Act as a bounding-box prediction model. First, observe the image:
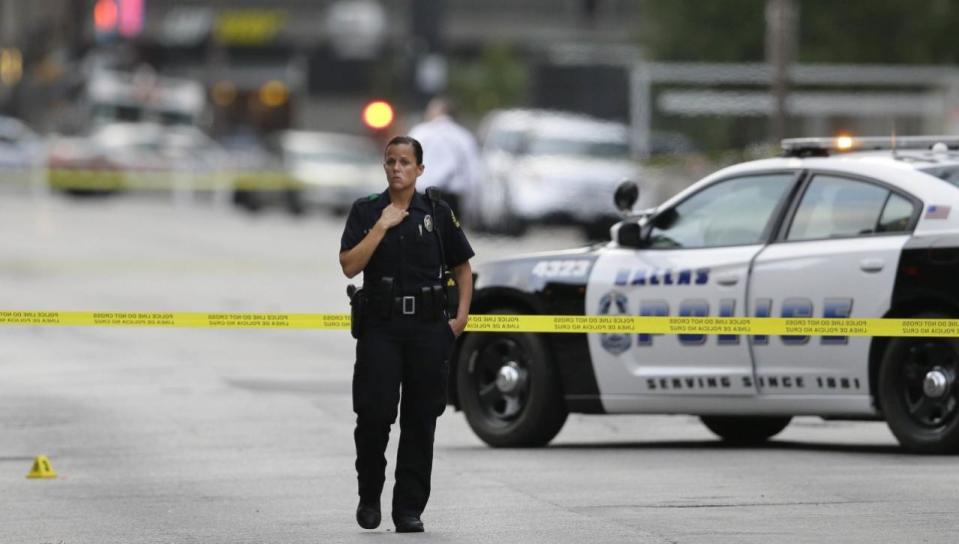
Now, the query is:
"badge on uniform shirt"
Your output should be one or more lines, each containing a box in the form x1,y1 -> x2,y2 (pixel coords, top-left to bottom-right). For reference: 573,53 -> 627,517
424,214 -> 434,232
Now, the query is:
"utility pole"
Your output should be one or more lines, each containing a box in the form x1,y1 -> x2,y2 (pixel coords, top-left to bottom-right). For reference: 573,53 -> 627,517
411,0 -> 446,110
765,0 -> 797,143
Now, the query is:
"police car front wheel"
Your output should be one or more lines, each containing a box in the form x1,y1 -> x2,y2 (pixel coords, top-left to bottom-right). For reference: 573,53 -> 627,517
455,319 -> 567,447
879,316 -> 959,454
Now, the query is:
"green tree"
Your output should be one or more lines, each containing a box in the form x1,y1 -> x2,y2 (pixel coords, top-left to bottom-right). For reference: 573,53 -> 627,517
640,0 -> 959,64
799,0 -> 959,64
640,0 -> 767,61
448,42 -> 528,117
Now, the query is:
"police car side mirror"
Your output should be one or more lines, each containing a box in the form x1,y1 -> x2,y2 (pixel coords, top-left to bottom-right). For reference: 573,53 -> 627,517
613,180 -> 639,214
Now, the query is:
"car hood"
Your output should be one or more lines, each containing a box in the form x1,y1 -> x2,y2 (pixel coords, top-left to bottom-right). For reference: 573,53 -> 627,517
473,245 -> 606,293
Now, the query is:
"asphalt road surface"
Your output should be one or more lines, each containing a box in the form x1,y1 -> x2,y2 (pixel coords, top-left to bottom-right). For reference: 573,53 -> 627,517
2,190 -> 958,543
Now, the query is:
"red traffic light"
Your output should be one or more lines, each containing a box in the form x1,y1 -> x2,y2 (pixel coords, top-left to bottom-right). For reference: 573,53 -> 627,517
362,100 -> 394,130
94,0 -> 119,32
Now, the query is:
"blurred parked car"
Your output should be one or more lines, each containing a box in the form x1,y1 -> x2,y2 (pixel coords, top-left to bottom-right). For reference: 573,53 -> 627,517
231,130 -> 382,215
476,109 -> 655,238
47,132 -> 122,194
0,115 -> 45,173
48,123 -> 228,196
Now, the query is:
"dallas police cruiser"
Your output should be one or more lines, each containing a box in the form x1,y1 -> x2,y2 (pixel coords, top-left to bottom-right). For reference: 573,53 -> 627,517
451,135 -> 959,454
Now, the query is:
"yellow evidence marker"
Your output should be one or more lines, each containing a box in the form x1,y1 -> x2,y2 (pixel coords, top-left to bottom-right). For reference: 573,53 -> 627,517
26,455 -> 57,479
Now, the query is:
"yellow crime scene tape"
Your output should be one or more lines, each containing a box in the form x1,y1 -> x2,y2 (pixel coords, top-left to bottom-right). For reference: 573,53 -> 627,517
2,311 -> 959,337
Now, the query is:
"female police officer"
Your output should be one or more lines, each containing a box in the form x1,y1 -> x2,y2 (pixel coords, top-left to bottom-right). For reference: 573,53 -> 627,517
339,135 -> 474,533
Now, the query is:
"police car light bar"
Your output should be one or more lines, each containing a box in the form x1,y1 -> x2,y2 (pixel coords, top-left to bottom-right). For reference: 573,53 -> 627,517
781,135 -> 959,157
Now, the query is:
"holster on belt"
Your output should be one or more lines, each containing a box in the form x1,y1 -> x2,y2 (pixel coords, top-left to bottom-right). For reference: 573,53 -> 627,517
346,284 -> 365,339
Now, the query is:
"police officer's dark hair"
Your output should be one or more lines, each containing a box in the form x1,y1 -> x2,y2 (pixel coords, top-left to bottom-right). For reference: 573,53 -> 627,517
385,136 -> 423,165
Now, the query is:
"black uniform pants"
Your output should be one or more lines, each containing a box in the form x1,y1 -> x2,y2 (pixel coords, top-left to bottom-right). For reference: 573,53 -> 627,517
352,316 -> 453,517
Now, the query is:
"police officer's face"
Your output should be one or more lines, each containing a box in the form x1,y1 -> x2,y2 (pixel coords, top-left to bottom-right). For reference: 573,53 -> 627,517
383,144 -> 424,191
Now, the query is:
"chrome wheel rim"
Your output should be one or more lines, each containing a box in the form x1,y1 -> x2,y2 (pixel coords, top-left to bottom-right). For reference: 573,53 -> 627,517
900,342 -> 959,428
470,337 -> 530,425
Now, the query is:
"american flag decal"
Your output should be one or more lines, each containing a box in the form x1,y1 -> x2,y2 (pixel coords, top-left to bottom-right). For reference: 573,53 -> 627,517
925,205 -> 951,220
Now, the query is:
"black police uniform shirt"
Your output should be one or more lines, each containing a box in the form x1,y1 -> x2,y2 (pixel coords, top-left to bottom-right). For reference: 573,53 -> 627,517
340,190 -> 475,292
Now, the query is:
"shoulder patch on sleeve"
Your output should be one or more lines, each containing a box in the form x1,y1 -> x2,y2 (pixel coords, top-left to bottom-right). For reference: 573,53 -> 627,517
367,193 -> 379,201
451,210 -> 461,229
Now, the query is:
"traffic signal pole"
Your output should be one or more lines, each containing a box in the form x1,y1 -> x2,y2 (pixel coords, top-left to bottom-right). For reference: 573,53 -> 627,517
765,0 -> 797,143
410,0 -> 447,110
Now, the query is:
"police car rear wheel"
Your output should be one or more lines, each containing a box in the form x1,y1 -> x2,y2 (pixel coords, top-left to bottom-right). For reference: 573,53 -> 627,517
879,320 -> 959,453
456,322 -> 567,447
700,416 -> 792,445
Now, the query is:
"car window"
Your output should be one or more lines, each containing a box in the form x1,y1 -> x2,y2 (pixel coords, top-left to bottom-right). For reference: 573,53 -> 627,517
649,173 -> 795,249
787,175 -> 890,241
286,144 -> 378,165
877,192 -> 916,233
485,129 -> 524,154
526,137 -> 630,159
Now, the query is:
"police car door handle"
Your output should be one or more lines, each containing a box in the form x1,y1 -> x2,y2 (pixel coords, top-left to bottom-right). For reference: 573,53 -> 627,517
859,259 -> 885,273
716,274 -> 739,286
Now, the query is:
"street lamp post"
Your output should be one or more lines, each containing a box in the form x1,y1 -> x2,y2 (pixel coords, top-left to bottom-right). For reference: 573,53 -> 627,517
765,0 -> 797,143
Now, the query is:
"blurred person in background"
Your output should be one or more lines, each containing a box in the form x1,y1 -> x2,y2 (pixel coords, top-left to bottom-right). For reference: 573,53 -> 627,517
409,97 -> 483,224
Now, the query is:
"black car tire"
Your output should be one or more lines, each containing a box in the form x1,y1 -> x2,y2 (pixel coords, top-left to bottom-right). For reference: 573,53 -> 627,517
284,189 -> 305,216
232,189 -> 263,212
500,209 -> 528,237
879,313 -> 959,453
700,416 -> 792,444
456,313 -> 567,447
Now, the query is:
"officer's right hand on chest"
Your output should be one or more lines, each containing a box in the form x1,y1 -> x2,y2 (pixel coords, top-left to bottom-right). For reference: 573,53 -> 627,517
377,204 -> 409,230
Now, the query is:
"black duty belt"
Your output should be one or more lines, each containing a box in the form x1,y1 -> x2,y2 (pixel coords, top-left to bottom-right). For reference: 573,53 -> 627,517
366,284 -> 447,321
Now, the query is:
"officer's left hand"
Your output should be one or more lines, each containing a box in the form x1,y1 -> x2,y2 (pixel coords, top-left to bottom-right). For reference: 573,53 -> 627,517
448,317 -> 467,338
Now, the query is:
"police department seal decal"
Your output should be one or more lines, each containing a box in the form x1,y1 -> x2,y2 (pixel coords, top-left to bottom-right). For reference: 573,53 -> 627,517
598,291 -> 631,355
424,214 -> 434,232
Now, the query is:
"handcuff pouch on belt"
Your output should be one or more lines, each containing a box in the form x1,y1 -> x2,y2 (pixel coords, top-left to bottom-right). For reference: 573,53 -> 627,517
418,284 -> 447,322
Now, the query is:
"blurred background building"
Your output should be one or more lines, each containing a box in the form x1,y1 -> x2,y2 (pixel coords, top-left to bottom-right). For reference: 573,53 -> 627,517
0,0 -> 643,138
7,0 -> 959,149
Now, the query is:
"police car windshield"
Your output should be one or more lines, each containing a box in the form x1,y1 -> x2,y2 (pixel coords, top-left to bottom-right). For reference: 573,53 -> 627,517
526,137 -> 630,159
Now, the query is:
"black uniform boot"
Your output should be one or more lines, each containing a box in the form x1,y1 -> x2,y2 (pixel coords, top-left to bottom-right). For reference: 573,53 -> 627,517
393,514 -> 424,533
356,501 -> 381,529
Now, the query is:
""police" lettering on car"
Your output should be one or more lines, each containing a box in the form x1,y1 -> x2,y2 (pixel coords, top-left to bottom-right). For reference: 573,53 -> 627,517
597,293 -> 854,349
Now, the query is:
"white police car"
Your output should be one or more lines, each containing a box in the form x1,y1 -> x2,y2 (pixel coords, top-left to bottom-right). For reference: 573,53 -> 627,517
452,136 -> 959,453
